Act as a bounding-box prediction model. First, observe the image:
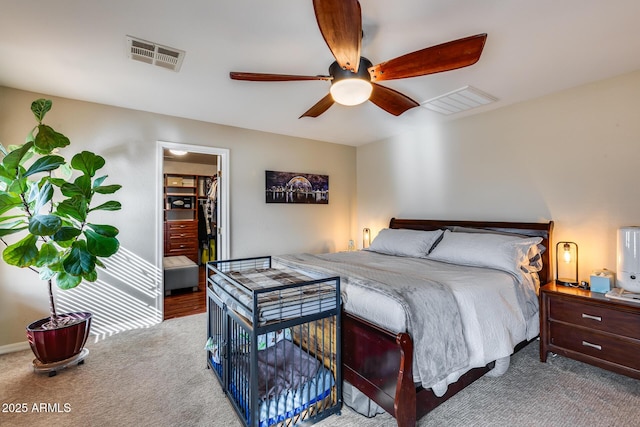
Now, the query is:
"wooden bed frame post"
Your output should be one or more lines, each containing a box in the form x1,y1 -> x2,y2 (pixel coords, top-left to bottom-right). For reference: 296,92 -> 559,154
394,332 -> 416,427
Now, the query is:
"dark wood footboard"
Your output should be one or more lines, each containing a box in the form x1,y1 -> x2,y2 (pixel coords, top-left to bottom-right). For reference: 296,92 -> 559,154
342,311 -> 416,426
343,310 -> 522,427
343,311 -> 496,427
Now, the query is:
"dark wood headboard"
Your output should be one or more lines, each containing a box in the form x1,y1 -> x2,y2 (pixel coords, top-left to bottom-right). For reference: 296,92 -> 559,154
389,218 -> 555,284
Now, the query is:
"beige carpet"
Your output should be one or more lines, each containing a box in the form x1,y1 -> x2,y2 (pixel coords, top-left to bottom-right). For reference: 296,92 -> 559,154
1,313 -> 638,427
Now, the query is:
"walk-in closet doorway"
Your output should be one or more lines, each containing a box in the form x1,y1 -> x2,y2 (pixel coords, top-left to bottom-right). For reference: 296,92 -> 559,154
156,141 -> 229,319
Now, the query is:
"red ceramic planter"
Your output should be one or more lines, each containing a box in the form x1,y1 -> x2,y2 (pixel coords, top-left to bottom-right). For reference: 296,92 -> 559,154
26,312 -> 92,364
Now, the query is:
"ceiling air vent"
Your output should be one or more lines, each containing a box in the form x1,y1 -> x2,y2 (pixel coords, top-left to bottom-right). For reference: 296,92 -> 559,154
421,86 -> 497,115
126,36 -> 185,72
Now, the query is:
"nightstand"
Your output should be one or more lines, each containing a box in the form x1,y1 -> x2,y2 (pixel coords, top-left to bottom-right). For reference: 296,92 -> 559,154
539,282 -> 640,380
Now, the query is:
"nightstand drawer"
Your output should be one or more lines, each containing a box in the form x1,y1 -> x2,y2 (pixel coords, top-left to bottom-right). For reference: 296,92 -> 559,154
549,297 -> 640,340
550,322 -> 640,370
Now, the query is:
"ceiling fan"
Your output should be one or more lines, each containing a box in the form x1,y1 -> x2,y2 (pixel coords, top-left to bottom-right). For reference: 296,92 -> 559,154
230,0 -> 487,118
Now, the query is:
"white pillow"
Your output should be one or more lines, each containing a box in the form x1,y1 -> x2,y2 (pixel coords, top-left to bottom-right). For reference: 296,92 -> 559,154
427,230 -> 542,276
368,228 -> 444,258
450,226 -> 546,272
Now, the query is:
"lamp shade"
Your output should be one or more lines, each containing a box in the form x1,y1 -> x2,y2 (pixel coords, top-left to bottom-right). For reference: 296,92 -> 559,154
363,227 -> 371,249
556,241 -> 578,286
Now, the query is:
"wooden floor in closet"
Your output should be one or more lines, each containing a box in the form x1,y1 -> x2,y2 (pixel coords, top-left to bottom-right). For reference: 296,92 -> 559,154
163,266 -> 207,320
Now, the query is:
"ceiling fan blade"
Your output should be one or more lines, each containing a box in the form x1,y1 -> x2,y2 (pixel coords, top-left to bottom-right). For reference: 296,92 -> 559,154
299,93 -> 335,118
230,72 -> 332,82
313,0 -> 362,72
368,34 -> 487,82
369,83 -> 419,116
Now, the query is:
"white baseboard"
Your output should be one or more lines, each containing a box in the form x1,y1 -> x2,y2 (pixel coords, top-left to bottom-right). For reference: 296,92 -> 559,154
0,341 -> 30,355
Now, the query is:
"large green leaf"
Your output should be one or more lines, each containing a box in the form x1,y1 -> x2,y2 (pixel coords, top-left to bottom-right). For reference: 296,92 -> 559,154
91,174 -> 121,194
0,219 -> 28,237
7,176 -> 28,195
94,184 -> 122,195
62,240 -> 95,276
33,180 -> 54,213
24,155 -> 65,177
71,151 -> 105,177
2,234 -> 38,267
25,179 -> 39,203
55,271 -> 82,290
87,223 -> 119,237
0,227 -> 28,238
89,200 -> 121,212
0,193 -> 22,215
53,226 -> 81,242
92,175 -> 107,188
39,266 -> 56,281
83,269 -> 98,282
49,177 -> 67,188
36,241 -> 60,267
0,214 -> 23,223
28,214 -> 62,236
56,197 -> 87,222
84,228 -> 119,257
34,124 -> 70,154
2,141 -> 34,171
0,164 -> 13,184
31,99 -> 52,122
61,174 -> 92,198
55,163 -> 72,181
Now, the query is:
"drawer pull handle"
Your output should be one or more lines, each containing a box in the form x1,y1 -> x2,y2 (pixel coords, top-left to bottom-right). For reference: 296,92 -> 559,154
582,313 -> 602,322
582,341 -> 602,351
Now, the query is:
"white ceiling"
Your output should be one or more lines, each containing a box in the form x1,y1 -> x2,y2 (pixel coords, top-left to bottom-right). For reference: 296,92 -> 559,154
2,0 -> 640,146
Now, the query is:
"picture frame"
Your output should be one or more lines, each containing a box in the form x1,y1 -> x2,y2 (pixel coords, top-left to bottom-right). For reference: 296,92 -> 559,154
265,170 -> 329,204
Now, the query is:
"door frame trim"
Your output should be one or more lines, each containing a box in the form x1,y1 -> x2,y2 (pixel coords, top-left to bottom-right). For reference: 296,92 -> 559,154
156,141 -> 230,318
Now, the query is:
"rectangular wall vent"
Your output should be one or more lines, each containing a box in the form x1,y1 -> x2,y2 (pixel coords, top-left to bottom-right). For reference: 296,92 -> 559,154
126,36 -> 185,72
421,86 -> 497,115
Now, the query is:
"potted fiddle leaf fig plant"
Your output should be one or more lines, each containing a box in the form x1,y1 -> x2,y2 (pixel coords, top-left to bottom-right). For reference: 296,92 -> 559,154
0,99 -> 122,367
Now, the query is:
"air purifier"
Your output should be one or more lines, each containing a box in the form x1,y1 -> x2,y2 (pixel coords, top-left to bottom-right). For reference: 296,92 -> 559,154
617,227 -> 640,293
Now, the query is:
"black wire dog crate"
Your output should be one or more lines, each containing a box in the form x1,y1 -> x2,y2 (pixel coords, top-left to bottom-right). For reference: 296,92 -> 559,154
205,256 -> 342,427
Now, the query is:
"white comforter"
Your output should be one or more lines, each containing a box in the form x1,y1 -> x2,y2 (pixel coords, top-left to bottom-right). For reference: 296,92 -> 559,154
274,251 -> 539,397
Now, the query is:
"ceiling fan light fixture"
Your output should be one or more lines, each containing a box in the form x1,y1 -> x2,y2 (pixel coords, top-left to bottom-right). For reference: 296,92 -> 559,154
328,57 -> 374,106
330,79 -> 373,106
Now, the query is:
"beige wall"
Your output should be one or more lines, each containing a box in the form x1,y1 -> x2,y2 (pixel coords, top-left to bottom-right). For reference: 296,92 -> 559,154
0,86 -> 357,348
357,70 -> 640,282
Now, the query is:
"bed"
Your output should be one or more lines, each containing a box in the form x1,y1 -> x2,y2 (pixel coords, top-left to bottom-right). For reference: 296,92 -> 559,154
273,218 -> 554,427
